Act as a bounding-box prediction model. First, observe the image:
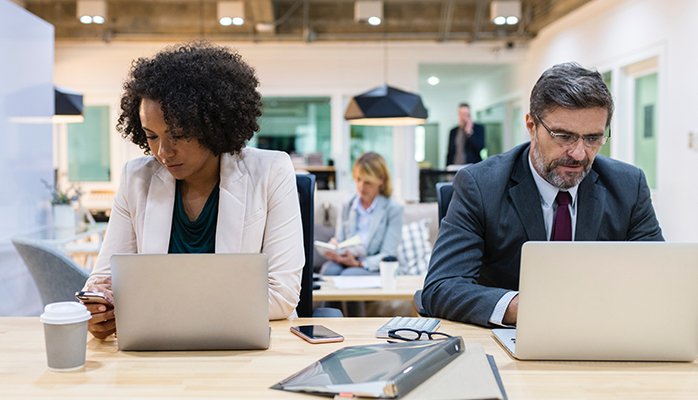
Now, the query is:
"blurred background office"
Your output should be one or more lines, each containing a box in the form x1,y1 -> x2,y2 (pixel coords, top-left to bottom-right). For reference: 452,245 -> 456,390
3,0 -> 698,317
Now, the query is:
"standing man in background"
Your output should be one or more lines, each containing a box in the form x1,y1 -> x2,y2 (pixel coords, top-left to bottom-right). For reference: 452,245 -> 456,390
446,103 -> 485,166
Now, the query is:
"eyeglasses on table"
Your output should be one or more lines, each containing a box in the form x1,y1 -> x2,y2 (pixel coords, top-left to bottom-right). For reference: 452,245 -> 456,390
387,328 -> 453,342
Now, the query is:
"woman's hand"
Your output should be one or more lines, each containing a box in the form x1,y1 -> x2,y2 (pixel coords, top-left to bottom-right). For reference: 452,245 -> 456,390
324,249 -> 361,268
85,303 -> 116,339
82,277 -> 116,339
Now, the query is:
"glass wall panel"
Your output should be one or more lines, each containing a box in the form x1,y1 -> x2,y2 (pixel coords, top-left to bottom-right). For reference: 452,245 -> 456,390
634,73 -> 658,189
350,125 -> 394,178
598,71 -> 613,158
255,97 -> 331,164
68,105 -> 111,182
477,104 -> 505,159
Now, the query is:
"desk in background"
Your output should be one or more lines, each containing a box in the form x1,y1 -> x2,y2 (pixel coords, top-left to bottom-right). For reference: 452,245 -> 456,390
1,317 -> 697,399
313,275 -> 424,302
419,169 -> 455,202
14,223 -> 108,268
297,165 -> 335,190
15,223 -> 108,250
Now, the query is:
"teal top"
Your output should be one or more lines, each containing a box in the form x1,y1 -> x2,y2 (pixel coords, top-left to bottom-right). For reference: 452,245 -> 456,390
168,180 -> 220,254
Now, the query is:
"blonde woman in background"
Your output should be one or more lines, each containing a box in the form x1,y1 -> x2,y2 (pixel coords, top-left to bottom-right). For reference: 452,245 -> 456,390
321,152 -> 403,277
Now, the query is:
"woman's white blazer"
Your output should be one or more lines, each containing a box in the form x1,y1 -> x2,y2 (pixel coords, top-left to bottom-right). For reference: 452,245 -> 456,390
85,147 -> 304,320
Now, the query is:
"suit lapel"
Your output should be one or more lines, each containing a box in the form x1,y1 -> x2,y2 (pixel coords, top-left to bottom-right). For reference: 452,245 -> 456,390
575,169 -> 604,241
509,148 -> 547,241
216,153 -> 246,253
142,166 -> 176,253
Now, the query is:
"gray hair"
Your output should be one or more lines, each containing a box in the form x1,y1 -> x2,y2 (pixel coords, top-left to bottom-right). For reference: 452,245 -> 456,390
530,62 -> 614,128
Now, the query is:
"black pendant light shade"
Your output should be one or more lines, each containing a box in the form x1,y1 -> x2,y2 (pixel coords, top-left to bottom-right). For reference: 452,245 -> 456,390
54,86 -> 84,123
344,85 -> 428,126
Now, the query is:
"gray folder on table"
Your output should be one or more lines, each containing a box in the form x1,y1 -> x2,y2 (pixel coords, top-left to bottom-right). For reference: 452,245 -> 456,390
271,338 -> 507,399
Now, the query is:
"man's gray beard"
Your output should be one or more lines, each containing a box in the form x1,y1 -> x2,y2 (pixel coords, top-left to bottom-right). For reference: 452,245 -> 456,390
531,136 -> 592,189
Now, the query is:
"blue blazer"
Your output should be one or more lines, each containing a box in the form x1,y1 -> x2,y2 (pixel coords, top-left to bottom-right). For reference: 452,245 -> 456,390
422,143 -> 664,327
335,195 -> 404,272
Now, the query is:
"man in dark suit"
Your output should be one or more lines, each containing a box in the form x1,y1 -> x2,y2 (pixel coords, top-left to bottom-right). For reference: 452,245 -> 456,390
446,103 -> 485,166
422,63 -> 663,328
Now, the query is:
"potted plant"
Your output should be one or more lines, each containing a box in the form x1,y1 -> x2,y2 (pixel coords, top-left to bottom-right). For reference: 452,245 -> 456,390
42,179 -> 82,228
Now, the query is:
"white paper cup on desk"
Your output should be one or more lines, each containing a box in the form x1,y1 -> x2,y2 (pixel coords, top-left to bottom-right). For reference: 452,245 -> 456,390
380,256 -> 399,290
40,302 -> 91,372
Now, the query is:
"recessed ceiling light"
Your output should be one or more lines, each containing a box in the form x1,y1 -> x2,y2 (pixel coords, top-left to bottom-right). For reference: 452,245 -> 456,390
493,16 -> 506,25
506,16 -> 519,25
220,17 -> 232,26
92,15 -> 105,24
79,15 -> 92,24
367,16 -> 381,26
428,76 -> 440,86
232,17 -> 244,26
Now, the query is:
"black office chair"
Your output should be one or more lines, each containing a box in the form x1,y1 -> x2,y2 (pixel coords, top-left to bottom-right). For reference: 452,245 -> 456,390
414,181 -> 455,317
436,182 -> 454,227
295,174 -> 343,318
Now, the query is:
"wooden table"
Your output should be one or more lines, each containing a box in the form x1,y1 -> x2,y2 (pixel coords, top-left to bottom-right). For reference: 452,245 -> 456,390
2,317 -> 697,399
312,275 -> 425,302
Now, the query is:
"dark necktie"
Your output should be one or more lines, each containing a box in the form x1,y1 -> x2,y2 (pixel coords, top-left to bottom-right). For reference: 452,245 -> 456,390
551,191 -> 572,241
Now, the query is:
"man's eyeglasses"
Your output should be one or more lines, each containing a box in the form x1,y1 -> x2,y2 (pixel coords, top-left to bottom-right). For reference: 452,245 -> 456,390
534,115 -> 610,149
388,328 -> 453,342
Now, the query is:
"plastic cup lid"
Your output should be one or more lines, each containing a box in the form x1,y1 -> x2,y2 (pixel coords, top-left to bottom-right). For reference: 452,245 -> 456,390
381,256 -> 398,262
40,302 -> 91,325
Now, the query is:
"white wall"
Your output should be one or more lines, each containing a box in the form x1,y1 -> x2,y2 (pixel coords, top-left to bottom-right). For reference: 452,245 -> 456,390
53,41 -> 526,200
0,0 -> 54,316
517,0 -> 698,240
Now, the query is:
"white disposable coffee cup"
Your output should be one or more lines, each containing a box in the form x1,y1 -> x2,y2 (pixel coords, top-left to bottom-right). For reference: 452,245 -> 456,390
380,256 -> 399,290
40,302 -> 91,372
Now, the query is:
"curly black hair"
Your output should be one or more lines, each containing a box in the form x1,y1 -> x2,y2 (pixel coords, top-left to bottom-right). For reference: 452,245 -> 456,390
117,41 -> 262,156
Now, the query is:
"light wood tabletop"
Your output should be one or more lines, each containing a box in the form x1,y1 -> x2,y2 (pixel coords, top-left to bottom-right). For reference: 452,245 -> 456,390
312,275 -> 425,302
1,317 -> 697,399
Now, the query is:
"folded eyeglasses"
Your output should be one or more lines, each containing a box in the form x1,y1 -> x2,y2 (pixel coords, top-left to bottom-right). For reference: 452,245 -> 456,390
388,328 -> 453,342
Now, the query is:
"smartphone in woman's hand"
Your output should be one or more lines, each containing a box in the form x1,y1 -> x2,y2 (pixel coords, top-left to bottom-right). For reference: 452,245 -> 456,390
75,291 -> 113,307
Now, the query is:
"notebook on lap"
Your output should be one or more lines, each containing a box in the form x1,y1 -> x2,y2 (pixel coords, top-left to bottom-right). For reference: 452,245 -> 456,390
493,241 -> 698,361
111,253 -> 270,351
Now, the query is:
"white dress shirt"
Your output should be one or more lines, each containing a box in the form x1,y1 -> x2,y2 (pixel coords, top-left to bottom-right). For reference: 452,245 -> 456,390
353,195 -> 378,251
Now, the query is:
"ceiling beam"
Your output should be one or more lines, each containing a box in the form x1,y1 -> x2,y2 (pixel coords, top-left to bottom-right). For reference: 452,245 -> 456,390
247,0 -> 275,34
470,0 -> 487,43
438,0 -> 456,42
526,0 -> 592,33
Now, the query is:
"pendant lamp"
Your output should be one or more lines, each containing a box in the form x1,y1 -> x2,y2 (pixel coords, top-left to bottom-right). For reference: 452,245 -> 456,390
344,84 -> 428,126
54,86 -> 84,123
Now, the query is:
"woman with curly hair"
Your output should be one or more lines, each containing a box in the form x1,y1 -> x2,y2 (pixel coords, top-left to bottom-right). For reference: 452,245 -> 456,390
82,41 -> 304,339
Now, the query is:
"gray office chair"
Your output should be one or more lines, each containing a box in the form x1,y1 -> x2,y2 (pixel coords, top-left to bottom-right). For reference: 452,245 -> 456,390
436,182 -> 454,227
12,236 -> 90,307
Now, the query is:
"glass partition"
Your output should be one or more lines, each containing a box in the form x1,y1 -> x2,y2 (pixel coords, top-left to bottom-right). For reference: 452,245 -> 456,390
67,106 -> 111,182
634,73 -> 658,189
253,97 -> 332,165
349,125 -> 394,179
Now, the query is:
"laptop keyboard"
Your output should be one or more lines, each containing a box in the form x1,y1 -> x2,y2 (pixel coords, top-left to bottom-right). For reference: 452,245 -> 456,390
375,316 -> 441,338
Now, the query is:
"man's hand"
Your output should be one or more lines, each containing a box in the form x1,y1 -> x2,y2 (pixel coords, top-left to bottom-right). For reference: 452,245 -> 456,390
464,120 -> 474,136
502,294 -> 519,325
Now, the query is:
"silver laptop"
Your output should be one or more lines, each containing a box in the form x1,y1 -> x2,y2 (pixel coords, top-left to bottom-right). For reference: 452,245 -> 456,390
493,242 -> 698,361
111,253 -> 270,351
